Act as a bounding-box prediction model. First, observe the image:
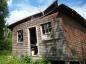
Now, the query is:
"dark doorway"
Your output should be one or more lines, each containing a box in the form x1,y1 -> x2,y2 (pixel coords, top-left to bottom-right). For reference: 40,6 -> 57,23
29,27 -> 38,56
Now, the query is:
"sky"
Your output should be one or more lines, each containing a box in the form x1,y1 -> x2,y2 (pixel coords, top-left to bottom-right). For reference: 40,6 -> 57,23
6,0 -> 86,24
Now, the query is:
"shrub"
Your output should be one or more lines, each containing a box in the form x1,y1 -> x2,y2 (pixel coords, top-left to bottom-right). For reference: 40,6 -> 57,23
0,55 -> 51,64
34,59 -> 51,64
0,55 -> 21,64
0,50 -> 11,56
21,55 -> 32,64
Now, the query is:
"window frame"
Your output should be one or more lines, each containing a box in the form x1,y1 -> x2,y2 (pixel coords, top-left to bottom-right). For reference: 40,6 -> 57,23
17,30 -> 23,43
41,22 -> 52,35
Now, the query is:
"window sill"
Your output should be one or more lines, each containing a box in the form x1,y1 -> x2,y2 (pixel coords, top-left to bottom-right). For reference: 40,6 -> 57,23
42,37 -> 64,41
43,32 -> 51,35
42,38 -> 53,41
17,42 -> 23,44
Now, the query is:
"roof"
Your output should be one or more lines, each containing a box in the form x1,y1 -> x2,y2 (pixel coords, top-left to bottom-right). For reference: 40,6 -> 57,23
8,1 -> 86,30
57,4 -> 86,27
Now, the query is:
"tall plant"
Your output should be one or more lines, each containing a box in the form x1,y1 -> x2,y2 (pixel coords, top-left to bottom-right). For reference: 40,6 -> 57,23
0,0 -> 8,50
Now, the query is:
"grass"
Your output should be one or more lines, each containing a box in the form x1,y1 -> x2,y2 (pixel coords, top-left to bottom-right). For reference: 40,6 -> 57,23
0,51 -> 51,64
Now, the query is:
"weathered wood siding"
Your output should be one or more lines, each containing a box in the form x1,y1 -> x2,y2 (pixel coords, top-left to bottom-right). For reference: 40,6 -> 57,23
12,13 -> 65,57
12,12 -> 86,61
61,14 -> 86,61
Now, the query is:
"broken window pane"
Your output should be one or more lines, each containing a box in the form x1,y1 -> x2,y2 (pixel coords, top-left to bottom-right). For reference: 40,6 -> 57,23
17,30 -> 23,42
42,22 -> 52,34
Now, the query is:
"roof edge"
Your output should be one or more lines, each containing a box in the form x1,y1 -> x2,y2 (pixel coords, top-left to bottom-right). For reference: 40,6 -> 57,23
8,2 -> 86,30
8,1 -> 58,30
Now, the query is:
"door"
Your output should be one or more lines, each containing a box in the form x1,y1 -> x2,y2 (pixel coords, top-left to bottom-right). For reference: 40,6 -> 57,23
29,27 -> 38,56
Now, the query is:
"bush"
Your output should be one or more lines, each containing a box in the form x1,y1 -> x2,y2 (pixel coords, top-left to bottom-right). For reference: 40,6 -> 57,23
0,40 -> 7,50
0,50 -> 11,55
0,55 -> 21,64
0,55 -> 51,64
0,29 -> 12,51
34,59 -> 51,64
21,55 -> 51,64
21,55 -> 32,64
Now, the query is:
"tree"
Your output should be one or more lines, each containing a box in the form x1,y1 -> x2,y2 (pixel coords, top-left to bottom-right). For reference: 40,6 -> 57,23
4,24 -> 12,50
0,0 -> 8,50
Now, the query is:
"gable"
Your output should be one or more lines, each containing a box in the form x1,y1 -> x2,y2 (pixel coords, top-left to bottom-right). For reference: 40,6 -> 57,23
8,1 -> 86,30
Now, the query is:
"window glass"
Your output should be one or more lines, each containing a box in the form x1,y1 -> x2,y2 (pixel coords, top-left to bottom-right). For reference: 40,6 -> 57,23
17,30 -> 23,42
42,22 -> 52,34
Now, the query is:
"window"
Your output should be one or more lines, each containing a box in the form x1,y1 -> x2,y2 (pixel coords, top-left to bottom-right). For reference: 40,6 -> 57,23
17,30 -> 23,43
42,22 -> 52,34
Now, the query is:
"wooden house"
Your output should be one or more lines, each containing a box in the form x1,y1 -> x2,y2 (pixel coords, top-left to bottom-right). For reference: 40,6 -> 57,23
8,1 -> 86,64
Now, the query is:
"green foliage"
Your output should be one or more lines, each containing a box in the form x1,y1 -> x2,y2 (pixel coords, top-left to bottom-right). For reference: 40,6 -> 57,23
4,26 -> 12,50
21,55 -> 51,64
21,55 -> 32,64
0,50 -> 11,56
34,59 -> 51,64
0,55 -> 21,64
0,0 -> 9,50
0,0 -> 8,17
0,27 -> 12,50
0,55 -> 51,64
0,40 -> 6,50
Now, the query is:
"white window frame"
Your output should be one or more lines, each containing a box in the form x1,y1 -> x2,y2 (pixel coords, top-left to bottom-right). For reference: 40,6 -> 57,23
17,30 -> 23,43
41,22 -> 52,35
41,22 -> 53,40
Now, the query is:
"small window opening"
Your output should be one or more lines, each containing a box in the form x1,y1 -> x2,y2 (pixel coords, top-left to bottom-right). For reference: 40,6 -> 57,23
42,22 -> 52,34
17,30 -> 23,43
29,27 -> 38,56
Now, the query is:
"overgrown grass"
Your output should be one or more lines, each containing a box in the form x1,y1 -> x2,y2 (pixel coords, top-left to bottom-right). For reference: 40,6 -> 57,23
0,51 -> 51,64
0,55 -> 21,64
0,50 -> 11,55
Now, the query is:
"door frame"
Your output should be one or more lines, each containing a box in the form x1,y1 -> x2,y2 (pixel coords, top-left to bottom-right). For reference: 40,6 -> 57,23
28,26 -> 39,56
